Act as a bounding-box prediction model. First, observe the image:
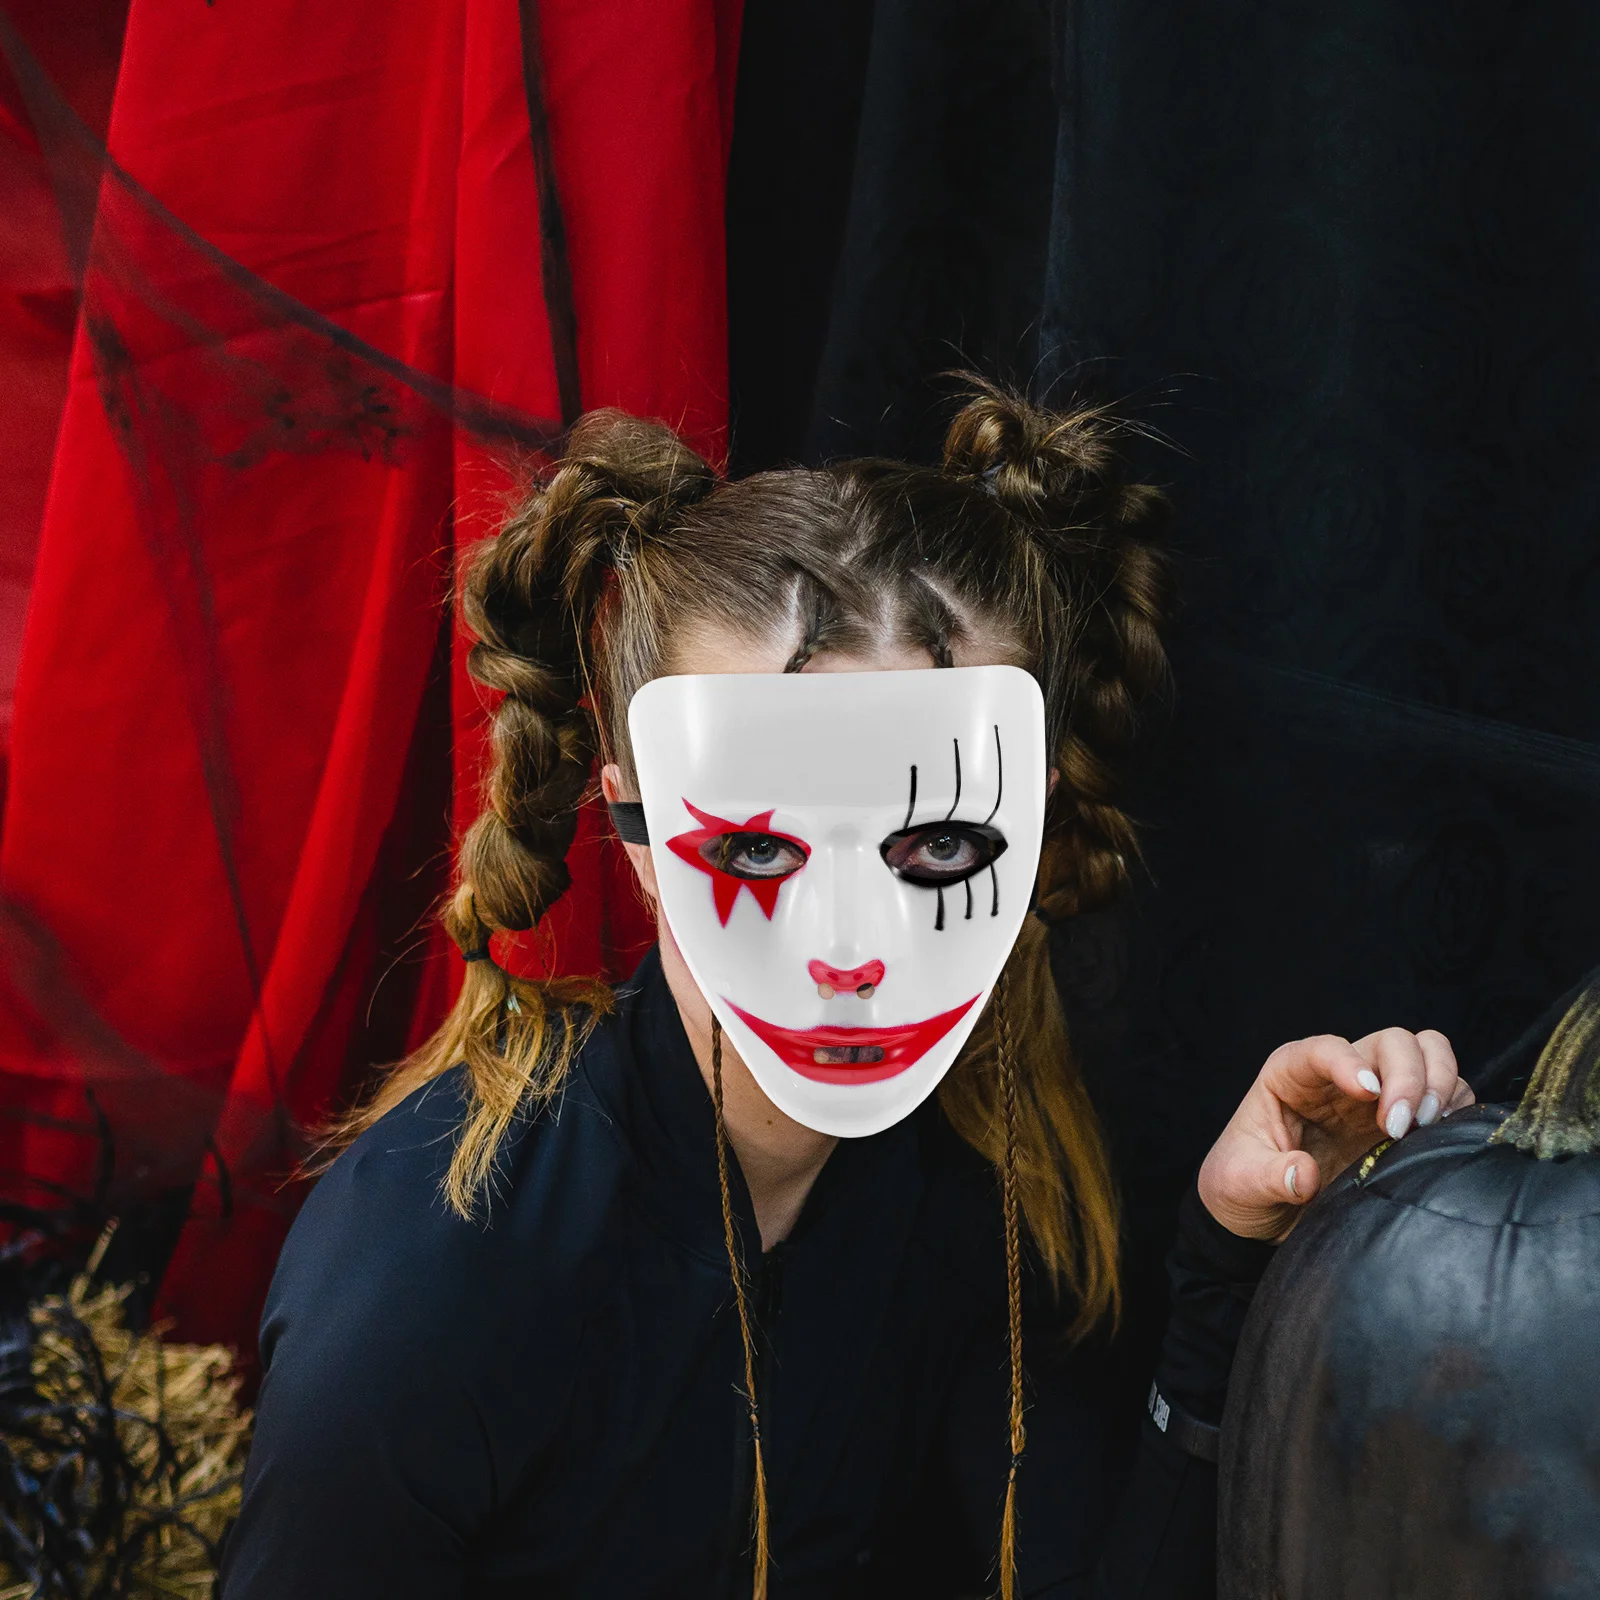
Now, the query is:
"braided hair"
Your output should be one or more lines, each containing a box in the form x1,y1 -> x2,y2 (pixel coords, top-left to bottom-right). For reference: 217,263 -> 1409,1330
336,415 -> 716,1212
942,382 -> 1172,920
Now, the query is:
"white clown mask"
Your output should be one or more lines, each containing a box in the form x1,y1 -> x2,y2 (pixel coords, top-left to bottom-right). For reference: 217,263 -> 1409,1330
626,666 -> 1046,1138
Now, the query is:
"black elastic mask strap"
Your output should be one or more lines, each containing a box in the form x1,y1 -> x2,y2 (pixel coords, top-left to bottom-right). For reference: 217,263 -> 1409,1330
608,801 -> 650,845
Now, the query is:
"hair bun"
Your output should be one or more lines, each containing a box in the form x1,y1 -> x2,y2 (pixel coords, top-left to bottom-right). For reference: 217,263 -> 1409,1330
553,410 -> 718,563
942,378 -> 1132,522
468,413 -> 717,683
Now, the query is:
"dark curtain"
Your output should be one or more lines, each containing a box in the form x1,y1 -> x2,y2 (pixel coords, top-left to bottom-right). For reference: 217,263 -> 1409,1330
726,0 -> 1600,1447
724,0 -> 874,471
727,0 -> 1057,472
1039,0 -> 1600,1228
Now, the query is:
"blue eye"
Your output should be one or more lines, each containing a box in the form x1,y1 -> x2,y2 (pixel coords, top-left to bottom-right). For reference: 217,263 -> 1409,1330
700,832 -> 809,881
880,823 -> 1007,887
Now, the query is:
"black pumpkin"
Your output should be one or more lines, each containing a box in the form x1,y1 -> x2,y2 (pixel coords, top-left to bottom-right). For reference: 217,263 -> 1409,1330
1220,982 -> 1600,1600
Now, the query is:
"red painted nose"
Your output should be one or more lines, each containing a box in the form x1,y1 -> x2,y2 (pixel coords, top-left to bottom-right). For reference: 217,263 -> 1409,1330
808,958 -> 886,992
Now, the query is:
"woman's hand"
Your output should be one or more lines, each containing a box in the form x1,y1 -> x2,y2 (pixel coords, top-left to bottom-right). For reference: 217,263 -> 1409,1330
1198,1029 -> 1474,1241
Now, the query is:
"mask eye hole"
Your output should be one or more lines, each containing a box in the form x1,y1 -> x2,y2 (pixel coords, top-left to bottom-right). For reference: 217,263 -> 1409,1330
880,822 -> 1007,887
700,832 -> 810,882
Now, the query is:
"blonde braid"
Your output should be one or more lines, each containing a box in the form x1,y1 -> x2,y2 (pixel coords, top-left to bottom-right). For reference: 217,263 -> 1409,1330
712,1018 -> 771,1599
996,978 -> 1026,1600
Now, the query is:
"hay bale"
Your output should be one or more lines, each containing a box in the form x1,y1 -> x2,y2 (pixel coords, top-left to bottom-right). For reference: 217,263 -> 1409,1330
0,1271 -> 252,1598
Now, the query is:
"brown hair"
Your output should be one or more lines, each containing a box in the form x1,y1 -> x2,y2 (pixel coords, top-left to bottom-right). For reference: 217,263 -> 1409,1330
332,381 -> 1171,1594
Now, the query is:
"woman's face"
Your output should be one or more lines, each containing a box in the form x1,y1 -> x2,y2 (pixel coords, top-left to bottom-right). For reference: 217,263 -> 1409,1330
606,629 -> 1049,1138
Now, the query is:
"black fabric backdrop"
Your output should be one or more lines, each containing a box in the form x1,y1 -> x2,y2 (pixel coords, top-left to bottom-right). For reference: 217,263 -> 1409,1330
727,0 -> 1600,1391
728,0 -> 1057,470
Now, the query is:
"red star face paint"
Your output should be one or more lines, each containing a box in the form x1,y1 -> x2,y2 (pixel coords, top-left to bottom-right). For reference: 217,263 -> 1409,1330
664,802 -> 811,925
628,666 -> 1047,1137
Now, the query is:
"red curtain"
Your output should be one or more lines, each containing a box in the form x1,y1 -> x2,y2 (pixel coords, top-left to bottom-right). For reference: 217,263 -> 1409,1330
0,0 -> 740,1354
0,0 -> 128,805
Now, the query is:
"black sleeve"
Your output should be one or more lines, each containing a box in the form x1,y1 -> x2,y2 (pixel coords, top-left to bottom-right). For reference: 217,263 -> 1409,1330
221,1165 -> 487,1598
221,1309 -> 480,1600
219,1082 -> 568,1600
937,1183 -> 1273,1599
1075,1184 -> 1275,1599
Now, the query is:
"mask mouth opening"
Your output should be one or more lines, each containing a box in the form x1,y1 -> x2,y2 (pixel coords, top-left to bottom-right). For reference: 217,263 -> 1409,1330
813,1045 -> 887,1066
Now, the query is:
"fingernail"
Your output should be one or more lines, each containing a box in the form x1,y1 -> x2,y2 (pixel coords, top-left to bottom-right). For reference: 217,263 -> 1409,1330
1416,1091 -> 1441,1127
1284,1163 -> 1299,1198
1357,1069 -> 1382,1095
1386,1099 -> 1414,1140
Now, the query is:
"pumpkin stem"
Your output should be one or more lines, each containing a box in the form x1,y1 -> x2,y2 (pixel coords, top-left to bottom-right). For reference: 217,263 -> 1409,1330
1494,977 -> 1600,1157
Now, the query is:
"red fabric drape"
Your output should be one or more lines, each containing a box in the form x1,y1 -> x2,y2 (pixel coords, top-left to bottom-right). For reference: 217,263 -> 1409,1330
0,0 -> 740,1354
0,1 -> 128,799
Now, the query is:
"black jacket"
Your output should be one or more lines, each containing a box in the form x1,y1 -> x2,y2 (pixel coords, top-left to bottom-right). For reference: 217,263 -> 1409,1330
222,947 -> 1268,1598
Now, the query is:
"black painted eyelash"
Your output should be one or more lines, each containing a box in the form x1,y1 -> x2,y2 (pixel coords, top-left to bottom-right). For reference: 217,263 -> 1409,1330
899,725 -> 1005,930
984,722 -> 1002,823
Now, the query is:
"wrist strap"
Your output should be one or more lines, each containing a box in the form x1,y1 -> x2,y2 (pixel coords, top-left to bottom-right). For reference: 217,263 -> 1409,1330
1147,1381 -> 1220,1463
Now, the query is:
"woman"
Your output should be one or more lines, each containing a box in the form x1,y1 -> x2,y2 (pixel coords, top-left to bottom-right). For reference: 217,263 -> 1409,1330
220,386 -> 1469,1599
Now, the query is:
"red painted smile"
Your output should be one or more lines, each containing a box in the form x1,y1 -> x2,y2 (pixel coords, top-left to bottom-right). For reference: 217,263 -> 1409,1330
725,995 -> 980,1085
